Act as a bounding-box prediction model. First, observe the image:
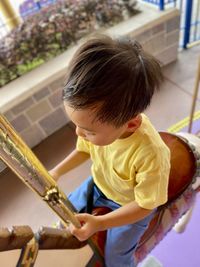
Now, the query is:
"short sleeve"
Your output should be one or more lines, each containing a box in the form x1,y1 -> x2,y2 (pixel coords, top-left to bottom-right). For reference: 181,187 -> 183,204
134,145 -> 170,210
76,136 -> 90,154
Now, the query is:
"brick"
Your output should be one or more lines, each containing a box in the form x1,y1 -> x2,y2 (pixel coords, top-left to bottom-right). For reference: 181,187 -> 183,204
142,40 -> 153,53
166,16 -> 180,33
39,108 -> 69,136
11,114 -> 30,132
20,124 -> 45,148
152,23 -> 165,35
48,89 -> 63,108
33,87 -> 50,102
26,100 -> 52,122
133,29 -> 152,44
155,44 -> 178,66
49,77 -> 65,92
165,30 -> 180,47
11,98 -> 34,115
3,111 -> 14,121
143,33 -> 165,54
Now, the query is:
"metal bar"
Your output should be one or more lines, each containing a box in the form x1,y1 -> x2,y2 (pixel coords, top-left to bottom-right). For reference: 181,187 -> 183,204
188,57 -> 200,133
0,0 -> 21,29
159,0 -> 165,10
0,114 -> 105,266
193,0 -> 200,41
0,115 -> 81,228
183,0 -> 193,49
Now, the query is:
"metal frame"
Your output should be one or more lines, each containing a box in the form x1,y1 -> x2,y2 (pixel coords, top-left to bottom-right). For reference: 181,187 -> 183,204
142,0 -> 200,49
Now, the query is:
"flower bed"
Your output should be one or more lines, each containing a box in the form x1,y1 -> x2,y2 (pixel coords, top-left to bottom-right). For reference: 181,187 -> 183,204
0,0 -> 138,88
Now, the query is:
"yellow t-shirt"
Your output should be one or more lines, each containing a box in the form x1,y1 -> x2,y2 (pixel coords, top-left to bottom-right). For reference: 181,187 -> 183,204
76,114 -> 170,209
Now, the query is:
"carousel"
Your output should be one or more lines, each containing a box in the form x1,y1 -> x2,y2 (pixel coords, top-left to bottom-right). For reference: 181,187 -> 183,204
0,58 -> 200,267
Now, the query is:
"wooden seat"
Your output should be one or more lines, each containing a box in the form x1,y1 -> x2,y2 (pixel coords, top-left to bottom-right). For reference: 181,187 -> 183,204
0,226 -> 33,251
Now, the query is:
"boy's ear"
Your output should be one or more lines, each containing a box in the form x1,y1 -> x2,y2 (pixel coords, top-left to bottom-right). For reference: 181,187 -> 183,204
127,115 -> 142,131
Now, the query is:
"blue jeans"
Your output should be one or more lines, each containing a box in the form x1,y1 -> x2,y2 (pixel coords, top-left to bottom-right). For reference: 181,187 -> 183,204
68,176 -> 154,267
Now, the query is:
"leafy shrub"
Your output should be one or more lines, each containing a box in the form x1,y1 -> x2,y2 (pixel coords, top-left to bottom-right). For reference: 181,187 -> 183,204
0,0 -> 138,87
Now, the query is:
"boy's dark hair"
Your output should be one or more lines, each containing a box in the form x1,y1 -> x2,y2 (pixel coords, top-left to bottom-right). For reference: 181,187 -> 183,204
63,34 -> 163,127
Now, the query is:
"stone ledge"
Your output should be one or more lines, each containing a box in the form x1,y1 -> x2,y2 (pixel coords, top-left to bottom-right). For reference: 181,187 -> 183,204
0,5 -> 180,114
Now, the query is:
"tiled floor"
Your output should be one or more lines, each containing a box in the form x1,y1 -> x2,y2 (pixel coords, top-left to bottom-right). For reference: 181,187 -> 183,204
0,44 -> 200,266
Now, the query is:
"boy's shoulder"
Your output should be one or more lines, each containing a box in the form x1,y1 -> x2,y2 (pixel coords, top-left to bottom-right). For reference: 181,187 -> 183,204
134,114 -> 169,151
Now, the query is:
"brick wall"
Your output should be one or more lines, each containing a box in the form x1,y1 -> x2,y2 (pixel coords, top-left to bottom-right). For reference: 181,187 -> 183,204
3,79 -> 68,148
129,14 -> 180,65
0,8 -> 180,172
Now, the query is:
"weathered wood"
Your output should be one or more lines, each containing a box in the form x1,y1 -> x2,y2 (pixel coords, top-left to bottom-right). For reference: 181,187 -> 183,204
0,226 -> 33,251
38,226 -> 86,249
0,227 -> 10,251
0,225 -> 85,252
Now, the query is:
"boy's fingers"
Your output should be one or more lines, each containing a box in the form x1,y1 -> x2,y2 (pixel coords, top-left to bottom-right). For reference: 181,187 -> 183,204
69,224 -> 81,235
76,213 -> 89,220
69,213 -> 96,240
75,213 -> 91,224
69,224 -> 89,241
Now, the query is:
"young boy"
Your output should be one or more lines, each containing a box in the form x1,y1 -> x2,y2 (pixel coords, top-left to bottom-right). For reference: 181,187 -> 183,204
49,34 -> 170,267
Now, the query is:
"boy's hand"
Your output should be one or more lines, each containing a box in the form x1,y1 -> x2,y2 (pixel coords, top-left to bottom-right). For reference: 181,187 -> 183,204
69,213 -> 103,241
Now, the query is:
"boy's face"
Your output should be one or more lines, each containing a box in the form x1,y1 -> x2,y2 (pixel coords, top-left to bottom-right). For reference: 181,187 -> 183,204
64,103 -> 130,146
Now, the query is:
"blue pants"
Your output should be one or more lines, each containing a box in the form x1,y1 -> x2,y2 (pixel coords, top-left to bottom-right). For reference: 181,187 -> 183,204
68,176 -> 154,267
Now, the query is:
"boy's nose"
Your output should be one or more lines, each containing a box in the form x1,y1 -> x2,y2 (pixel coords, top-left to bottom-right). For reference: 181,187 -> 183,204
76,127 -> 86,138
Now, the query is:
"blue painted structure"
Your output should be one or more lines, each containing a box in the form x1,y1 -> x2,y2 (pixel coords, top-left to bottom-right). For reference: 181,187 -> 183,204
142,0 -> 200,48
19,0 -> 57,19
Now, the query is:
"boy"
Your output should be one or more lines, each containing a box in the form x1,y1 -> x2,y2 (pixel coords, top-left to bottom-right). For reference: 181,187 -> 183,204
50,35 -> 170,267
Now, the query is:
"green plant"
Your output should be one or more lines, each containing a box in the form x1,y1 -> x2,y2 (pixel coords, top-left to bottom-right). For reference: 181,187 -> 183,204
0,0 -> 138,88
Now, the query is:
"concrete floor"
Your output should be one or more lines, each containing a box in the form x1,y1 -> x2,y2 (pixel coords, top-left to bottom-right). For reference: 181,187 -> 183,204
0,44 -> 200,266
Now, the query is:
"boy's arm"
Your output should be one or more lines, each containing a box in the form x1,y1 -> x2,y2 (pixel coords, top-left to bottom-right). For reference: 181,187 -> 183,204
49,149 -> 90,181
70,201 -> 152,241
99,201 -> 152,229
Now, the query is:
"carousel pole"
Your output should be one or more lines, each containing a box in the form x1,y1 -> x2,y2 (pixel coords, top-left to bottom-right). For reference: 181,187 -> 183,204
188,57 -> 200,133
0,0 -> 21,29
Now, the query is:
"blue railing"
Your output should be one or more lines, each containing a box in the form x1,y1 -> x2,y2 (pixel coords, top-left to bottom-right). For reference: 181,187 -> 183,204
142,0 -> 176,10
142,0 -> 200,49
19,0 -> 57,19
